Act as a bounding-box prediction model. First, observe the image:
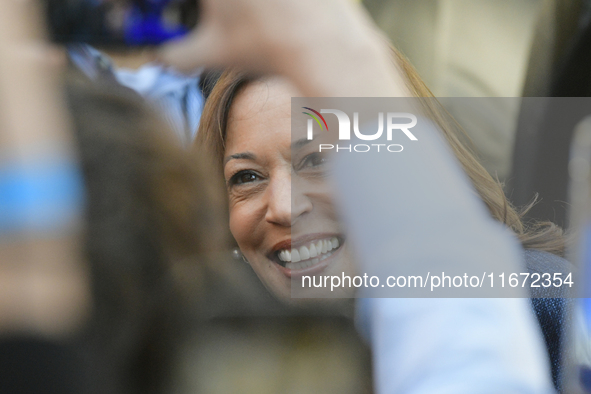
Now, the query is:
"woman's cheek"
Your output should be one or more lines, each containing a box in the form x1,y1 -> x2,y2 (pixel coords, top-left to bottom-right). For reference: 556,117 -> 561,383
229,207 -> 249,247
229,201 -> 263,253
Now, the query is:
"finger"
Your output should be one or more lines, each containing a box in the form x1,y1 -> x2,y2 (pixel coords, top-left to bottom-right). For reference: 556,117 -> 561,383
157,26 -> 224,73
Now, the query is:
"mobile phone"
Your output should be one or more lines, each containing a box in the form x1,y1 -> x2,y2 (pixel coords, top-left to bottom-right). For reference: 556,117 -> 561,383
45,0 -> 199,47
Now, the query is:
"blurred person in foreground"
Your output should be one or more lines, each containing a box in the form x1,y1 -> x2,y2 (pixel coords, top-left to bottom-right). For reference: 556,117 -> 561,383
66,76 -> 225,394
0,1 -> 88,392
160,0 -> 566,392
0,2 -> 224,393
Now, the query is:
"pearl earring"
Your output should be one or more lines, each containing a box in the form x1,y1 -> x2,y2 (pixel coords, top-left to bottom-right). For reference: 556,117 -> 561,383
232,248 -> 249,264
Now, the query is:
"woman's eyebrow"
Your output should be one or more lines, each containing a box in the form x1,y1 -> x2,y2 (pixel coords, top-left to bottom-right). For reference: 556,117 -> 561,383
224,152 -> 257,166
291,138 -> 311,150
291,134 -> 319,150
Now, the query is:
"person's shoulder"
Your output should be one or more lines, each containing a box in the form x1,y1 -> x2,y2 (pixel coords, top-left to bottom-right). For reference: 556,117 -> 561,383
523,249 -> 572,275
524,249 -> 573,299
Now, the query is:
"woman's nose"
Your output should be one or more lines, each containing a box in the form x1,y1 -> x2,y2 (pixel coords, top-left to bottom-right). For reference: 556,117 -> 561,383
265,173 -> 312,227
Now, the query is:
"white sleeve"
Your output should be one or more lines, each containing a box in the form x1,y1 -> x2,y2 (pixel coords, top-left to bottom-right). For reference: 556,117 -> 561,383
332,119 -> 555,394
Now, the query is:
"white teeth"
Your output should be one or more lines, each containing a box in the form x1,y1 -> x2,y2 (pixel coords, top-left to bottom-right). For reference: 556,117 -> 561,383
285,254 -> 329,270
309,243 -> 318,258
288,261 -> 301,269
299,246 -> 310,260
278,250 -> 292,262
277,237 -> 342,267
331,237 -> 339,249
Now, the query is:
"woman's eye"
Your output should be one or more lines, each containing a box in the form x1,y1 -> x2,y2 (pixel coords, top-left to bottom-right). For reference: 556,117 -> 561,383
298,152 -> 327,170
229,170 -> 262,186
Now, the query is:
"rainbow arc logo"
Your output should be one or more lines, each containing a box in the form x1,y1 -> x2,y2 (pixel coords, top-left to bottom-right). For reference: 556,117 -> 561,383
302,107 -> 328,132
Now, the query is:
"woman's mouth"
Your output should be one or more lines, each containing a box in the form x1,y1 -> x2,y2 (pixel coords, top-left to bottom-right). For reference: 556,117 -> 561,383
275,237 -> 342,270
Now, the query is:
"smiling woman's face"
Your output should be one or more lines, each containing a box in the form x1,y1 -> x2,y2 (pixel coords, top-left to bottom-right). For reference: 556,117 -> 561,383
223,78 -> 354,299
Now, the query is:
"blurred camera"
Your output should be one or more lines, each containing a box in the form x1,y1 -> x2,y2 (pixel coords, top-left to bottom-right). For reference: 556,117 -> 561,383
45,0 -> 199,47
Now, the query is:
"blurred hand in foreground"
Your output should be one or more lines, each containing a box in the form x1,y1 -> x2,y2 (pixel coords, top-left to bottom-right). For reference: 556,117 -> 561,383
159,0 -> 408,97
0,0 -> 89,338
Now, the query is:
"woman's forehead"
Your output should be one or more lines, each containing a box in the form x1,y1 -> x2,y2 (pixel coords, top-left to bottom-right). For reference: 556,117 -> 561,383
229,78 -> 298,120
225,79 -> 299,148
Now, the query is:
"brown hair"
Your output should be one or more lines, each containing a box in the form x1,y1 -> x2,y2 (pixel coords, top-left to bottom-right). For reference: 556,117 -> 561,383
196,54 -> 565,256
67,74 -> 225,394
